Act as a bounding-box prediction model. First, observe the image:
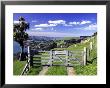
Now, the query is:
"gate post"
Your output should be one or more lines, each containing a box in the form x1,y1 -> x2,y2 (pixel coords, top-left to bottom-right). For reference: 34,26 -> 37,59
50,50 -> 53,66
66,50 -> 69,66
90,42 -> 93,50
83,47 -> 87,66
30,51 -> 33,67
28,46 -> 31,69
28,46 -> 33,67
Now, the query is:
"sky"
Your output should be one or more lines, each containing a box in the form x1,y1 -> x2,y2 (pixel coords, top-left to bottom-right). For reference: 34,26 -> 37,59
13,13 -> 97,37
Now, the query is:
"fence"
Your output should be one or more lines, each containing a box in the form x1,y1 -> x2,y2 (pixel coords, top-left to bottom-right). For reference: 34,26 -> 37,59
27,47 -> 88,66
21,36 -> 96,75
21,46 -> 91,75
21,46 -> 31,75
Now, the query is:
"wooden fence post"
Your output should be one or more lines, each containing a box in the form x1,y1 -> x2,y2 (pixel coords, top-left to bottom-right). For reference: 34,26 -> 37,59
83,47 -> 87,66
93,36 -> 95,44
90,42 -> 93,50
66,50 -> 69,66
28,46 -> 31,69
28,46 -> 33,67
50,50 -> 53,66
67,51 -> 69,66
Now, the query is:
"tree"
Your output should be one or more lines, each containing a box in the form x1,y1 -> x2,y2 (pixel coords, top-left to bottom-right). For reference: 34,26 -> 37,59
13,16 -> 29,61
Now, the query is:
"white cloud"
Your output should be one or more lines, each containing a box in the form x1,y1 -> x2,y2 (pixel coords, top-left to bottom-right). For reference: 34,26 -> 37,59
34,20 -> 66,28
31,28 -> 43,31
69,20 -> 91,25
35,24 -> 48,27
35,23 -> 57,27
13,20 -> 19,24
84,24 -> 97,30
49,24 -> 57,27
48,20 -> 66,24
80,20 -> 91,25
69,22 -> 80,25
89,24 -> 97,28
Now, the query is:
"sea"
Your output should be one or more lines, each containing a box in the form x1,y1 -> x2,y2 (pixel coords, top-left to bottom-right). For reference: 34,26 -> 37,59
13,41 -> 27,54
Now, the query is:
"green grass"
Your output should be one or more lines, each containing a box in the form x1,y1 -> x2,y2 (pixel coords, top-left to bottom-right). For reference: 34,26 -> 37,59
74,59 -> 97,75
52,48 -> 66,51
13,60 -> 26,75
88,47 -> 97,61
27,66 -> 42,75
73,36 -> 97,75
46,66 -> 67,75
67,41 -> 90,51
63,37 -> 80,40
51,36 -> 97,75
14,36 -> 97,76
52,61 -> 64,65
69,61 -> 80,65
27,56 -> 42,75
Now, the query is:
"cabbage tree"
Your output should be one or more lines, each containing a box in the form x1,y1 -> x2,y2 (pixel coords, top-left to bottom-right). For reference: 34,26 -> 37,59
13,16 -> 29,61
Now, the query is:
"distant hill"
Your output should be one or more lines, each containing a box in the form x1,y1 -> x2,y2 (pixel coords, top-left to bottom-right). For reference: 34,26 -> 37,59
29,36 -> 65,41
62,37 -> 80,40
13,36 -> 80,54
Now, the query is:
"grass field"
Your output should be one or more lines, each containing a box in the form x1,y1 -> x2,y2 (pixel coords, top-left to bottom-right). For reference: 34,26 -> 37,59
73,36 -> 97,75
13,60 -> 26,75
74,59 -> 97,75
13,35 -> 97,75
27,66 -> 42,75
46,66 -> 67,75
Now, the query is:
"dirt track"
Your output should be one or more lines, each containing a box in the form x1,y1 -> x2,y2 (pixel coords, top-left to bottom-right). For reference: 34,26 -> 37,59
67,67 -> 76,75
39,66 -> 49,75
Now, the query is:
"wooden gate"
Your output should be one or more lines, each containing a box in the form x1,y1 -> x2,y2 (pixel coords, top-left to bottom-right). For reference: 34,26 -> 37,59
21,46 -> 87,75
51,50 -> 85,66
30,48 -> 87,67
51,50 -> 67,66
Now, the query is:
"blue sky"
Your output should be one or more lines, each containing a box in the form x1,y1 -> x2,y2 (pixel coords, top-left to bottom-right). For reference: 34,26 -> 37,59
13,13 -> 97,37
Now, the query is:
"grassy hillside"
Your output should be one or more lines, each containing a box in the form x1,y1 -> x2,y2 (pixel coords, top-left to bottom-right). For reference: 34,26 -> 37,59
74,59 -> 97,75
14,35 -> 97,75
13,60 -> 26,75
51,36 -> 97,75
73,36 -> 97,75
62,37 -> 80,40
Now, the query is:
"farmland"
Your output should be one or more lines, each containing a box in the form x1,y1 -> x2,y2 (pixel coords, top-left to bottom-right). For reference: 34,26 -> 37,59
13,33 -> 97,76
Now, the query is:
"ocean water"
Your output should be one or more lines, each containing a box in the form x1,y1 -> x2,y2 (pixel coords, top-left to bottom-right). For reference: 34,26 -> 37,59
13,41 -> 21,54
